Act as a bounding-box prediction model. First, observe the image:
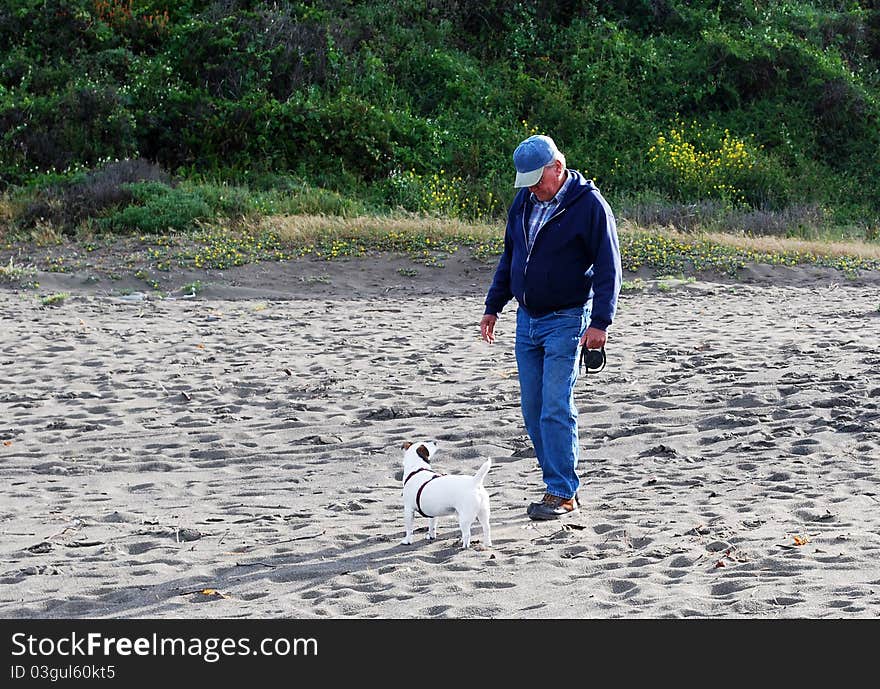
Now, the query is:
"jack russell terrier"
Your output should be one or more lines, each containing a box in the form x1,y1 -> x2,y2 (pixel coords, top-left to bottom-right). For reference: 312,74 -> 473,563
400,441 -> 492,549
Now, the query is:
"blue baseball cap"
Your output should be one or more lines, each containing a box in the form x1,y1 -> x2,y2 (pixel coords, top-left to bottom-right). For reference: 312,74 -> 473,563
513,135 -> 560,188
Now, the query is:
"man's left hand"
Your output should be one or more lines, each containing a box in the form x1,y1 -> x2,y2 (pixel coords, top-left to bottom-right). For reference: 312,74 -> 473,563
580,327 -> 606,350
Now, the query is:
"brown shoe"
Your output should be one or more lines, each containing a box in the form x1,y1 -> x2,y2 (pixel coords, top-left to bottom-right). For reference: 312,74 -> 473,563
528,493 -> 578,520
527,492 -> 551,516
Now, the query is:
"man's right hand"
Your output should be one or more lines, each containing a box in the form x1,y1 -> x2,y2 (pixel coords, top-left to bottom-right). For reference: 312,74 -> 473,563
480,314 -> 497,344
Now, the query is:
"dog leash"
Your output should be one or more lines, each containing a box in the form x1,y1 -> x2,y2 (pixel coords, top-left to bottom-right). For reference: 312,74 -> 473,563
404,468 -> 443,518
579,345 -> 606,375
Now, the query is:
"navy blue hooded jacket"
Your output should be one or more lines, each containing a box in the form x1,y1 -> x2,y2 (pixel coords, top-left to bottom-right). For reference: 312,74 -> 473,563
484,170 -> 622,330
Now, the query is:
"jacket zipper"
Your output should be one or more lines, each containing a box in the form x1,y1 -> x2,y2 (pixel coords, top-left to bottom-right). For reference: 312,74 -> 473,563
522,207 -> 567,308
521,211 -> 529,307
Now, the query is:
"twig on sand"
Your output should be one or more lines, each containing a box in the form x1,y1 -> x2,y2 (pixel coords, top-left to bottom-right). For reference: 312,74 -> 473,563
530,522 -> 583,542
175,588 -> 231,599
45,519 -> 83,541
234,562 -> 277,569
274,530 -> 325,544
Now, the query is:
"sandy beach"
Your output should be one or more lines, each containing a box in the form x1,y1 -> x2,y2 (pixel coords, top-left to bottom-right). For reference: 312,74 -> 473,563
1,252 -> 879,619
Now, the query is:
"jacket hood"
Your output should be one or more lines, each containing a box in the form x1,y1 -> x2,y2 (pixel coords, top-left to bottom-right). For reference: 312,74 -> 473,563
514,169 -> 597,209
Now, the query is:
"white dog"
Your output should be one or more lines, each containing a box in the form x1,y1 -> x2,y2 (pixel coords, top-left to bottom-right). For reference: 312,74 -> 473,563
400,440 -> 492,549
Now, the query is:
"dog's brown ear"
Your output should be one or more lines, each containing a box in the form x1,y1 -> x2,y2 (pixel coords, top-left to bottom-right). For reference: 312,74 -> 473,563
402,441 -> 412,450
416,444 -> 430,462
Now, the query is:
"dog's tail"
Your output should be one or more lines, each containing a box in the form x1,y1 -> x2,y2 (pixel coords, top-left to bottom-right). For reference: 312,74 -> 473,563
472,458 -> 492,486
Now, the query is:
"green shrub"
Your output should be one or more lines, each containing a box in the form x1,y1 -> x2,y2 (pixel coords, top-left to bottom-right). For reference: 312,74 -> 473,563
646,118 -> 787,207
2,0 -> 880,227
0,82 -> 138,175
184,180 -> 253,217
0,258 -> 38,288
41,292 -> 70,306
17,159 -> 169,235
99,182 -> 211,234
381,169 -> 500,220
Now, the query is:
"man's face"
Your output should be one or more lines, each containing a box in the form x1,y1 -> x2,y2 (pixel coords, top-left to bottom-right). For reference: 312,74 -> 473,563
528,160 -> 565,201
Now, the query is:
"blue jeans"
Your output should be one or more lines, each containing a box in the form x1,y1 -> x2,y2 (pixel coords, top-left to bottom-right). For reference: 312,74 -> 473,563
515,304 -> 589,499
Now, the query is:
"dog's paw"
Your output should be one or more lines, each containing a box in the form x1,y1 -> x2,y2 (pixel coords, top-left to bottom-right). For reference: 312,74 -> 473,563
425,533 -> 436,541
400,537 -> 413,545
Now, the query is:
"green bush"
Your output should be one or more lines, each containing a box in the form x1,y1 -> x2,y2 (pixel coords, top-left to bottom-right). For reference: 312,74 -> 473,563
18,158 -> 169,234
2,0 -> 880,226
0,81 -> 138,174
98,182 -> 211,234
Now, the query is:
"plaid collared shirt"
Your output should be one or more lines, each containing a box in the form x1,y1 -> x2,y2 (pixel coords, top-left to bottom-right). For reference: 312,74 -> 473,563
526,171 -> 573,252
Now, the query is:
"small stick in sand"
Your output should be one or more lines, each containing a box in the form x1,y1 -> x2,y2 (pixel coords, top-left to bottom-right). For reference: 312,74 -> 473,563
273,530 -> 325,544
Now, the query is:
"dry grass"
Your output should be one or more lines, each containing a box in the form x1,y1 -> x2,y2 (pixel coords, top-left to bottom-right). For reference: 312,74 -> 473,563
265,213 -> 880,261
626,221 -> 880,261
261,213 -> 501,243
0,194 -> 15,240
702,231 -> 880,260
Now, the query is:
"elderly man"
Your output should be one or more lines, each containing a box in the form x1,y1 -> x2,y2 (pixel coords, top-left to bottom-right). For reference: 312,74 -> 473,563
480,134 -> 622,520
